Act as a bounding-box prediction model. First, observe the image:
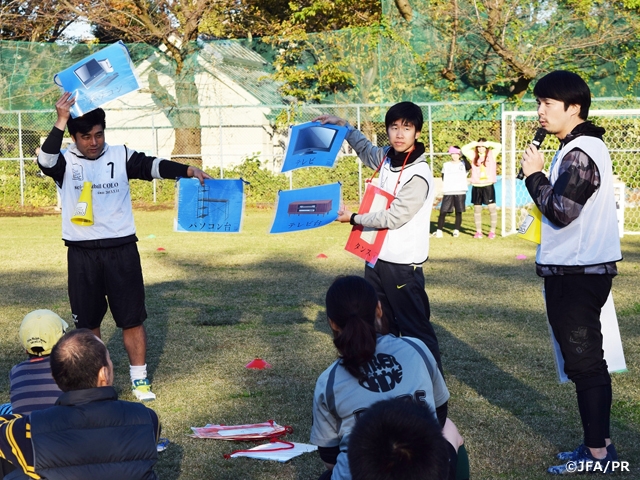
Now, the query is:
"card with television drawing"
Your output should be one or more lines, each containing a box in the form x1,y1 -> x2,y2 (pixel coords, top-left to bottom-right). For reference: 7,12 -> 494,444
281,122 -> 348,173
270,183 -> 341,234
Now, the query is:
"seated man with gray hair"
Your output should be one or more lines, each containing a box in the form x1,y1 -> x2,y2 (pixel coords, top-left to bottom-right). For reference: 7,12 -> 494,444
0,329 -> 160,480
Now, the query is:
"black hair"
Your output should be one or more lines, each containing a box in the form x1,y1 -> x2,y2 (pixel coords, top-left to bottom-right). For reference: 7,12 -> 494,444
349,398 -> 451,480
67,108 -> 106,137
28,347 -> 45,358
533,70 -> 591,120
325,276 -> 379,381
385,101 -> 423,133
472,138 -> 488,166
50,329 -> 109,392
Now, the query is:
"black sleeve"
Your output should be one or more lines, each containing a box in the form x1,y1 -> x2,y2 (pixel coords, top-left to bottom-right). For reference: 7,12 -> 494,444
38,127 -> 67,187
447,441 -> 458,480
41,127 -> 64,154
125,149 -> 156,181
436,401 -> 448,428
524,171 -> 550,201
125,147 -> 191,181
158,160 -> 189,180
525,148 -> 600,228
318,445 -> 340,465
463,158 -> 471,171
38,155 -> 66,187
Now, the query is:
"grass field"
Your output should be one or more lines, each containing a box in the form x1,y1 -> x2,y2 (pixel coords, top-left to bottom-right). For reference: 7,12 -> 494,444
0,207 -> 638,479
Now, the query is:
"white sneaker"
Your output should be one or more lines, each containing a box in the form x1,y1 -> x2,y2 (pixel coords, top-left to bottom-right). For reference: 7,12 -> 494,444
132,378 -> 156,401
452,230 -> 459,237
431,230 -> 443,238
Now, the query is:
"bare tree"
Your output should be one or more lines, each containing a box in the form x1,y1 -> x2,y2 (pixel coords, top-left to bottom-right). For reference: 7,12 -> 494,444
393,0 -> 640,97
0,0 -> 77,42
62,0 -> 234,164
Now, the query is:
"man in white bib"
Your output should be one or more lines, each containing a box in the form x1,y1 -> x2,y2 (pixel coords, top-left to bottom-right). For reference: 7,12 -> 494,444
38,92 -> 210,401
314,103 -> 441,374
521,71 -> 622,475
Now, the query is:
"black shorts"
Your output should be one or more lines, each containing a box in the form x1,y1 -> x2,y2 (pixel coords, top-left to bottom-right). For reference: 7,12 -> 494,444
68,242 -> 147,330
471,185 -> 496,205
440,194 -> 466,214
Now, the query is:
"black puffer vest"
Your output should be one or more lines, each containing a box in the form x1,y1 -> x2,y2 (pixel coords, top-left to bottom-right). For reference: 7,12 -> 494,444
30,386 -> 158,480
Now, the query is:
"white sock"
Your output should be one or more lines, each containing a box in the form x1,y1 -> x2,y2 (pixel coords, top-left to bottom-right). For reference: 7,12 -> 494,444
130,364 -> 148,383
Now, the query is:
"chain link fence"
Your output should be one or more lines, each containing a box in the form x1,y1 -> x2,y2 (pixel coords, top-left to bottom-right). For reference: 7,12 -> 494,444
2,100 -> 639,234
503,109 -> 640,236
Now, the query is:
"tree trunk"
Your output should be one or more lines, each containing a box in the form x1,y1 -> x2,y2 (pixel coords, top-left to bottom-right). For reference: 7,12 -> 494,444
394,0 -> 413,22
510,76 -> 533,98
442,0 -> 458,81
171,71 -> 202,167
148,68 -> 203,168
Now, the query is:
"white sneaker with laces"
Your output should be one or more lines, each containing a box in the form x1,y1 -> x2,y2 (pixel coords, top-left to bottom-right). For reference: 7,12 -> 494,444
132,378 -> 156,401
452,230 -> 459,237
431,230 -> 443,238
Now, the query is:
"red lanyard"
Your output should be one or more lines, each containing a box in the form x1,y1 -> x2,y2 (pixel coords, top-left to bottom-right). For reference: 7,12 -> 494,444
366,147 -> 414,197
223,439 -> 295,459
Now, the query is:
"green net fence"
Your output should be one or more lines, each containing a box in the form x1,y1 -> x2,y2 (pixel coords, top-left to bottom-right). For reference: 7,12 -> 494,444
1,39 -> 640,234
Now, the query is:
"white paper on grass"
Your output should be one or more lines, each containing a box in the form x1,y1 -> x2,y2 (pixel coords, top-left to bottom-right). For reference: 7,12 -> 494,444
544,289 -> 627,384
229,442 -> 317,462
190,421 -> 288,440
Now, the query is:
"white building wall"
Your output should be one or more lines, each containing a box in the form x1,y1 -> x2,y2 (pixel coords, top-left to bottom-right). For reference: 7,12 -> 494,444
101,52 -> 278,168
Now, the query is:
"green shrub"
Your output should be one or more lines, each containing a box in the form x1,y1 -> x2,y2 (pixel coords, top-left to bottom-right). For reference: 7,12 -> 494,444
1,155 -> 368,208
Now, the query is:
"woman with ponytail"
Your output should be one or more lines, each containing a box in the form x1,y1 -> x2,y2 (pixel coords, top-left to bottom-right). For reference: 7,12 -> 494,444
462,137 -> 502,239
310,276 -> 456,480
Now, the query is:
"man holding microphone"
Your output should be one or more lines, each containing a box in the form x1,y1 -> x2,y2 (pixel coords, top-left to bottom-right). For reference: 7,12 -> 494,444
521,70 -> 622,475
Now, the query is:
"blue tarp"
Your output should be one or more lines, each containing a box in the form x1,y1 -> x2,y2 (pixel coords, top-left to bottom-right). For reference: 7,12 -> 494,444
461,176 -> 533,208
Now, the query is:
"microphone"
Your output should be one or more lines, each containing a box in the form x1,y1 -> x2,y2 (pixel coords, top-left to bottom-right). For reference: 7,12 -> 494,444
517,128 -> 547,180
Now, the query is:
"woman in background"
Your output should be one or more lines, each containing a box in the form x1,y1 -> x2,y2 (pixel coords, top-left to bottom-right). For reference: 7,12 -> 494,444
462,138 -> 502,239
432,146 -> 471,238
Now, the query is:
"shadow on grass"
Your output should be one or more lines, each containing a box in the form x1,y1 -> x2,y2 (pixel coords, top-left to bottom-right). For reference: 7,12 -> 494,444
135,257 -> 345,382
0,269 -> 69,376
437,324 -> 561,435
156,442 -> 185,480
305,251 -> 640,457
2,234 -> 638,479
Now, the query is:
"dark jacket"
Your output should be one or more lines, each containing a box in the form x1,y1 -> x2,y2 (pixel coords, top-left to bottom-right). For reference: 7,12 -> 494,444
29,386 -> 158,480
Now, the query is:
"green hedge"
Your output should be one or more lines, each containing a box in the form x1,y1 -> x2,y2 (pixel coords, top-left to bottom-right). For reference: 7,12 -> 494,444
0,155 -> 368,208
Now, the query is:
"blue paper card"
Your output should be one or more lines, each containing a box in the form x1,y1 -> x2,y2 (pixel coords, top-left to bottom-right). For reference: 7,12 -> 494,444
270,183 -> 341,234
175,178 -> 244,233
281,122 -> 348,173
54,41 -> 141,118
